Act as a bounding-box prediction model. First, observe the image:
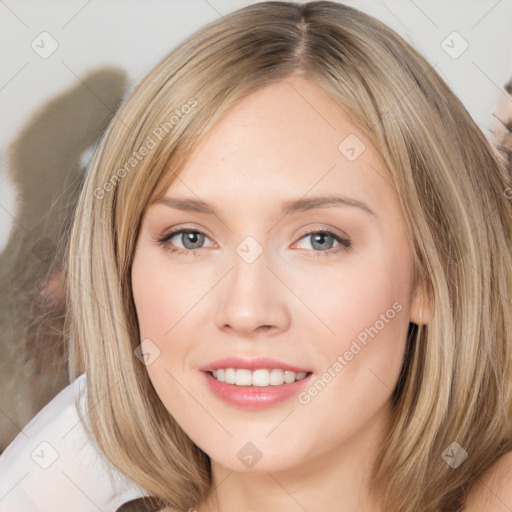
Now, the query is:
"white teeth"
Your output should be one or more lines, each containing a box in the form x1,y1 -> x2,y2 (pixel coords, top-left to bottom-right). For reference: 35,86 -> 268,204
210,368 -> 309,386
269,369 -> 284,385
225,368 -> 236,384
235,369 -> 252,386
252,369 -> 270,387
284,371 -> 296,384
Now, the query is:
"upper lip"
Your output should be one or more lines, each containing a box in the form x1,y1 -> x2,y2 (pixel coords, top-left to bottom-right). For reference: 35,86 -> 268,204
199,357 -> 312,373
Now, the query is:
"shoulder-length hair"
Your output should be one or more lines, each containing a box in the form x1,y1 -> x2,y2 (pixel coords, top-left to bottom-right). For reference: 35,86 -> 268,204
64,1 -> 512,510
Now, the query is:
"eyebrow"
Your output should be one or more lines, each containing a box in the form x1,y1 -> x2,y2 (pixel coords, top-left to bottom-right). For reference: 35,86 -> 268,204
153,194 -> 375,216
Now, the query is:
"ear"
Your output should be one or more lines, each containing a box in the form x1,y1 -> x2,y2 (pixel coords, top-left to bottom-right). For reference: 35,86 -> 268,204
409,281 -> 432,325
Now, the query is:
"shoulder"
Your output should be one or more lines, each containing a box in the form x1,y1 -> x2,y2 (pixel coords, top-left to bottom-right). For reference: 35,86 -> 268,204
0,374 -> 145,512
465,450 -> 512,511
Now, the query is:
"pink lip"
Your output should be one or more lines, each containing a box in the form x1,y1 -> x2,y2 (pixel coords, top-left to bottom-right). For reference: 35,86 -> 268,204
201,371 -> 313,410
199,357 -> 312,373
198,357 -> 314,410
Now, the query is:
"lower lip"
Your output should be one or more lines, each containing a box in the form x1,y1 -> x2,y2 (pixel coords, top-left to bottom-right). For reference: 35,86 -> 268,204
201,371 -> 313,410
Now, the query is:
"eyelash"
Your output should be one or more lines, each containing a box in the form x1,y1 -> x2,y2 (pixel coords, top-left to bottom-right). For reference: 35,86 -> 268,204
156,227 -> 352,258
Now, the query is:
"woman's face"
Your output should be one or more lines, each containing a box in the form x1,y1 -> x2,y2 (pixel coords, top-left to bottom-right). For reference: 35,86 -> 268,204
131,77 -> 428,474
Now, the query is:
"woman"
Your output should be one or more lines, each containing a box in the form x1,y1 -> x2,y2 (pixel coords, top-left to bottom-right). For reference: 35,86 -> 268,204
1,1 -> 512,511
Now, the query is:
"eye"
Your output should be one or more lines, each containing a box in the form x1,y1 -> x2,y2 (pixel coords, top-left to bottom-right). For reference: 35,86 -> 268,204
156,228 -> 213,256
156,227 -> 352,258
293,229 -> 352,257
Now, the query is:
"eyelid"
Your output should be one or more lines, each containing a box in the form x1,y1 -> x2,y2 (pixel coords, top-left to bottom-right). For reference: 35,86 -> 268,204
294,225 -> 351,243
156,224 -> 213,242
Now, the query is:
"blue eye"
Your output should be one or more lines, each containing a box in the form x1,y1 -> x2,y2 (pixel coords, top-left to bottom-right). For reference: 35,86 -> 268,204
156,228 -> 352,257
294,230 -> 352,257
157,229 -> 213,256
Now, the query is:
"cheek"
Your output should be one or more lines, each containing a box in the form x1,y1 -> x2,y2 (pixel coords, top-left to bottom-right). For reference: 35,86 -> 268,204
131,249 -> 197,413
132,273 -> 173,339
288,253 -> 413,450
297,243 -> 414,401
131,246 -> 220,398
131,247 -> 207,341
334,270 -> 408,350
299,249 -> 412,346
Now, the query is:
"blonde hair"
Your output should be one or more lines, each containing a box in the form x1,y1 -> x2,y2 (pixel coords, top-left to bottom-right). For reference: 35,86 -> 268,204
65,1 -> 512,510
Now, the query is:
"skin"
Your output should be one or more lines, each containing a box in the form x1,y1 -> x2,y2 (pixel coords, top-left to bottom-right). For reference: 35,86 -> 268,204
131,76 -> 431,512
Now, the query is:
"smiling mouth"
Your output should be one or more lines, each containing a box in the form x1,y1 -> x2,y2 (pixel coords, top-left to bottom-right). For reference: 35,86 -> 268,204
208,368 -> 311,387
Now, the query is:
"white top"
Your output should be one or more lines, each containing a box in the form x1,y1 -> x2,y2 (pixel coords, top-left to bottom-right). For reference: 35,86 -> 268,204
0,374 -> 145,511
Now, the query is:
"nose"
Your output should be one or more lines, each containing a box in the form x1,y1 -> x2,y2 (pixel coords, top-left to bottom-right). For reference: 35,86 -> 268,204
214,246 -> 291,337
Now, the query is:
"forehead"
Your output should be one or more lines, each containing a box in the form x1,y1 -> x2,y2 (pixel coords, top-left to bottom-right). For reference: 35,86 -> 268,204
157,78 -> 398,219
